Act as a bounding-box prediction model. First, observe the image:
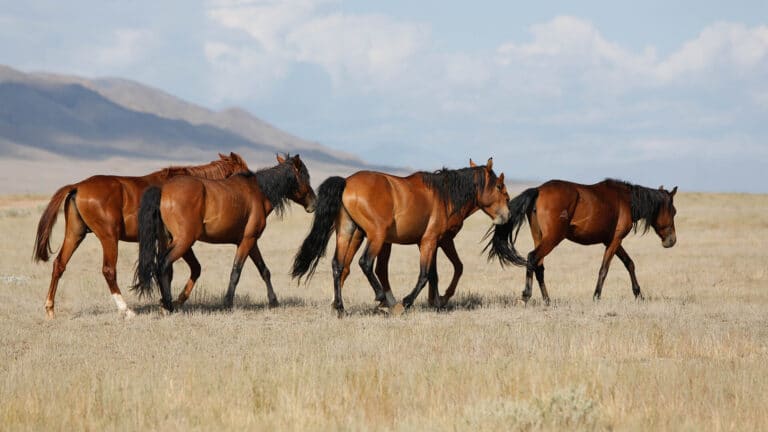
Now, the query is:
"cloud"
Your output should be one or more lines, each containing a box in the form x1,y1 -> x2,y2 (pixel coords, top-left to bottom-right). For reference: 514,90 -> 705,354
204,0 -> 430,97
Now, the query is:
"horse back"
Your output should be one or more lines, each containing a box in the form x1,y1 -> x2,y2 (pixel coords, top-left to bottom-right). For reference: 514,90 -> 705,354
537,180 -> 630,245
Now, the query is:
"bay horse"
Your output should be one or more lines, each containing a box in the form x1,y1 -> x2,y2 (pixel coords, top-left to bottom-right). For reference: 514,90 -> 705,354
33,152 -> 250,319
132,154 -> 316,312
487,179 -> 678,303
291,158 -> 511,317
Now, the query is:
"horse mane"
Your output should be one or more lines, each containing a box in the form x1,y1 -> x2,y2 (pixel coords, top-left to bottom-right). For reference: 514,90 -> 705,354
240,155 -> 309,217
155,152 -> 250,180
420,166 -> 493,215
605,179 -> 668,233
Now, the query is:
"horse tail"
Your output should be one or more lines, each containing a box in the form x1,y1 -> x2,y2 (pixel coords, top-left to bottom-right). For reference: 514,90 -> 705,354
132,186 -> 166,297
291,176 -> 346,282
485,187 -> 539,268
34,184 -> 77,262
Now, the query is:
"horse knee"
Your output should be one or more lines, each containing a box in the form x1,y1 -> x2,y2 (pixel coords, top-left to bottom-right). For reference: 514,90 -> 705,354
101,265 -> 116,283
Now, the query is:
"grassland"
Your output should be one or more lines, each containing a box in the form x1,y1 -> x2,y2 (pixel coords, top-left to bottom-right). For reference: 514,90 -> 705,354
1,192 -> 767,431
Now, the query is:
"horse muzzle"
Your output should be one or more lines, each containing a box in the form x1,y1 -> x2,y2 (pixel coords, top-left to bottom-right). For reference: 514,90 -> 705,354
304,196 -> 317,213
662,233 -> 677,248
493,208 -> 511,225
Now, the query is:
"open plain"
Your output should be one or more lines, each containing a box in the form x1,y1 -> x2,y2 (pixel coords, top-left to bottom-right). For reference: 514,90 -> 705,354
1,191 -> 767,431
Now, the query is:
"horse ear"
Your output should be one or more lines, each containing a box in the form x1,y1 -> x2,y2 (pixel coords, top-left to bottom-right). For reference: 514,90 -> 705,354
659,185 -> 665,191
469,158 -> 477,167
292,154 -> 302,168
218,152 -> 226,159
498,172 -> 505,185
276,153 -> 286,164
670,186 -> 678,196
486,157 -> 493,171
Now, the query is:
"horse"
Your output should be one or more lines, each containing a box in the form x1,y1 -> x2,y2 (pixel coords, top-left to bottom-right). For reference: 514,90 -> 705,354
33,152 -> 250,319
132,154 -> 316,312
291,158 -> 511,317
487,179 -> 678,304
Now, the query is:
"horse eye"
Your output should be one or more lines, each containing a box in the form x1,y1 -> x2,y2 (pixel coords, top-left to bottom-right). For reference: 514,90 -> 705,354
496,184 -> 502,191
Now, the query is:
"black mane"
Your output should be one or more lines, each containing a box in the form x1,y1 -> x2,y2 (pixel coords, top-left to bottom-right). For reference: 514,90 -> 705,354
606,179 -> 668,233
239,156 -> 309,216
420,166 -> 493,215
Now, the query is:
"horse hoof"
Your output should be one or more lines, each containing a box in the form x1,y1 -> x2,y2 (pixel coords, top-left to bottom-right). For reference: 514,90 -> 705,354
45,308 -> 55,320
124,309 -> 136,319
335,309 -> 346,319
390,302 -> 405,316
515,298 -> 527,307
268,299 -> 280,309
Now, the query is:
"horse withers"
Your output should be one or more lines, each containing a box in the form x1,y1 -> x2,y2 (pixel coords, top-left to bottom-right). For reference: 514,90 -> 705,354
488,179 -> 678,304
132,154 -> 316,313
33,153 -> 250,319
292,158 -> 511,317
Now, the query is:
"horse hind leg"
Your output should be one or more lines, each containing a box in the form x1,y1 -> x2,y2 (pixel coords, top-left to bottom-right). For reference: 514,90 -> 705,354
331,209 -> 361,317
174,248 -> 201,308
45,201 -> 87,319
522,222 -> 561,305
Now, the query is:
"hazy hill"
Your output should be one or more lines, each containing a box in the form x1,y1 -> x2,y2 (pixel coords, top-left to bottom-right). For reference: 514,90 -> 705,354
0,65 -> 364,166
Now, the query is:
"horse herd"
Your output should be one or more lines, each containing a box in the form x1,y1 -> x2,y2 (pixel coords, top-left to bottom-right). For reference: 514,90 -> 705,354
33,152 -> 678,319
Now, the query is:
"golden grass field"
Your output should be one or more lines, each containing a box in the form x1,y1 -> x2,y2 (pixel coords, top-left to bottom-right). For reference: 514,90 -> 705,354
1,191 -> 767,431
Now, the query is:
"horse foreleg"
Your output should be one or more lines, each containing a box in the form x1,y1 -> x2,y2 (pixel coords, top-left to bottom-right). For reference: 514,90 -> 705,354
175,249 -> 201,307
359,235 -> 395,308
615,245 -> 643,300
401,239 -> 437,309
427,251 -> 439,307
593,240 -> 622,300
248,242 -> 279,308
97,233 -> 136,318
437,238 -> 463,308
224,236 -> 256,308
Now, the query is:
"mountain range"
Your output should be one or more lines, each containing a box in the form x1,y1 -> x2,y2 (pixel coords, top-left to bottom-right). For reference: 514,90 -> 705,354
0,64 -> 372,173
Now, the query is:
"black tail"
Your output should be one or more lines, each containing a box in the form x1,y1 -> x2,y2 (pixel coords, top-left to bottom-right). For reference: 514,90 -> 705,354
132,186 -> 166,297
291,176 -> 347,282
485,187 -> 539,268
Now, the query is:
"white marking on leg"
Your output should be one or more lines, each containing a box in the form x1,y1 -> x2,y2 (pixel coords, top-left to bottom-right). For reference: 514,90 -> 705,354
112,293 -> 135,317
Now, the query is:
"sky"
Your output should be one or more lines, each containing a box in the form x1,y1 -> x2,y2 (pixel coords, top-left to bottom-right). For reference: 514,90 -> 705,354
1,1 -> 767,192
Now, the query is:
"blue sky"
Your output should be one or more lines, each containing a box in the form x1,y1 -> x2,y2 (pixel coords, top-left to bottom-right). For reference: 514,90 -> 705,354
1,1 -> 767,192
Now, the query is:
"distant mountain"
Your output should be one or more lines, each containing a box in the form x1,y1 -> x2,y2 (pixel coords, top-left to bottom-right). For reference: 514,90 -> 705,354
0,65 -> 367,168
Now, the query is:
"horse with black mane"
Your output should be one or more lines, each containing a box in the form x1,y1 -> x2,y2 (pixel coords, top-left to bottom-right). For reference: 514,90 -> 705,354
133,154 -> 316,312
487,179 -> 678,303
292,158 -> 511,317
33,152 -> 250,319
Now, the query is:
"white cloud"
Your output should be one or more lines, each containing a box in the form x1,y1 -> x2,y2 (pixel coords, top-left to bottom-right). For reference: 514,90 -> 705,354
204,0 -> 429,95
655,22 -> 768,82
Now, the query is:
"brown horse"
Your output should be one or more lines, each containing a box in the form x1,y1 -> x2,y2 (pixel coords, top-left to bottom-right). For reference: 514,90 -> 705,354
487,179 -> 678,303
292,158 -> 511,316
132,154 -> 316,312
33,152 -> 250,319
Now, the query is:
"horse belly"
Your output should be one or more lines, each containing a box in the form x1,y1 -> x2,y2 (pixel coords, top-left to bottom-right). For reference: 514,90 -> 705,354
386,217 -> 429,244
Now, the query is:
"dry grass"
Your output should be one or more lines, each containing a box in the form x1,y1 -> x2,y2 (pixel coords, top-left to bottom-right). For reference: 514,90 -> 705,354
1,192 -> 767,431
